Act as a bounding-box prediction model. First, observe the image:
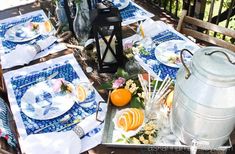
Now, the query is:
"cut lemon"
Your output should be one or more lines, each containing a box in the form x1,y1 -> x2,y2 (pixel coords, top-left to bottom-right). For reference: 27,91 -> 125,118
44,20 -> 53,32
76,85 -> 87,102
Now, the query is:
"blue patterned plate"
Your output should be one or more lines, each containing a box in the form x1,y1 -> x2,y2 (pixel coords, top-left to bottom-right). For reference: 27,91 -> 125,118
155,40 -> 199,68
20,79 -> 76,120
110,0 -> 130,10
4,21 -> 41,43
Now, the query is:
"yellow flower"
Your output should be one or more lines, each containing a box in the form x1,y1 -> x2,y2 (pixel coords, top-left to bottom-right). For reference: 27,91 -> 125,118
145,130 -> 152,135
148,135 -> 155,144
131,137 -> 141,144
139,135 -> 145,142
142,140 -> 149,144
144,125 -> 153,131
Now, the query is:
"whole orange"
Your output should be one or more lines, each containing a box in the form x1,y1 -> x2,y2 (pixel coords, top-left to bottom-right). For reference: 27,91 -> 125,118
110,88 -> 132,107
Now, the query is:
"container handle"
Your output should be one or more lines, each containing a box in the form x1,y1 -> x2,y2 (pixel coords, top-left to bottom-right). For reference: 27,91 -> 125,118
180,49 -> 194,79
190,139 -> 198,154
205,51 -> 235,65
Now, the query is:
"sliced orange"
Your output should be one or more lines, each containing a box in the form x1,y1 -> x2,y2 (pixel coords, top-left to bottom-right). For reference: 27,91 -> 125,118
122,111 -> 133,128
131,108 -> 144,130
76,85 -> 87,102
117,108 -> 144,131
129,109 -> 138,130
137,109 -> 144,127
117,115 -> 128,131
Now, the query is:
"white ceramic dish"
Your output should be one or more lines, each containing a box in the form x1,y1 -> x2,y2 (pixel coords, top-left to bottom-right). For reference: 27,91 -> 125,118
110,0 -> 130,10
4,21 -> 41,43
155,40 -> 199,68
21,79 -> 76,120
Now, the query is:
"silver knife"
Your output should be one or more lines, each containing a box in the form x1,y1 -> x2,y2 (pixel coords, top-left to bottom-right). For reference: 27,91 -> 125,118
19,71 -> 59,88
56,118 -> 81,132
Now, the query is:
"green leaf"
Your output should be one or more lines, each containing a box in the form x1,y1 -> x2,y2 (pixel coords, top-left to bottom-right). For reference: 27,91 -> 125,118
130,96 -> 144,109
98,82 -> 112,90
121,134 -> 126,139
116,138 -> 124,142
151,80 -> 163,90
115,68 -> 129,78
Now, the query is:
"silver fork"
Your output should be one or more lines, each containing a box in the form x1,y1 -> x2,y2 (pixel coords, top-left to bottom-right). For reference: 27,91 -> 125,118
19,71 -> 59,89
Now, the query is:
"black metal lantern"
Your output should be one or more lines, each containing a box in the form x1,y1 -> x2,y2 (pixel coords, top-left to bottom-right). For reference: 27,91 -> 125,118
91,3 -> 124,73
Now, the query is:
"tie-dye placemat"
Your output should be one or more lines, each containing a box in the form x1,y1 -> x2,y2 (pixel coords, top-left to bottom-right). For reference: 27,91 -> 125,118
4,54 -> 105,152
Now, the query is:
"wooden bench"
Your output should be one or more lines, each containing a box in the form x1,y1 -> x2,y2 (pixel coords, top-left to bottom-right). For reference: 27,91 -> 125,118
177,10 -> 235,52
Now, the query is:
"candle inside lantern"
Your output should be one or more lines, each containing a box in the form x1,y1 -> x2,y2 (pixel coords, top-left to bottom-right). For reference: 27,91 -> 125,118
99,36 -> 117,63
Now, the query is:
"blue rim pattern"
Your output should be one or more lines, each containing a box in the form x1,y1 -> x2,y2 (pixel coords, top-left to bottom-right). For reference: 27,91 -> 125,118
10,61 -> 101,136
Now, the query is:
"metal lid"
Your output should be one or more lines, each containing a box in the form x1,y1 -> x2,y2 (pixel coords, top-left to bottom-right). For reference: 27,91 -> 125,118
192,47 -> 235,83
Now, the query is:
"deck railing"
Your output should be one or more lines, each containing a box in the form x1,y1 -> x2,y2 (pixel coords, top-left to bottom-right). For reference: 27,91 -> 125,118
147,0 -> 235,29
146,0 -> 235,42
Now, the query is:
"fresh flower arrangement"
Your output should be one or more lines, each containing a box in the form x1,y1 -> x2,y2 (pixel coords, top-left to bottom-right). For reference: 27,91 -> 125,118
124,42 -> 150,60
99,68 -> 145,109
52,78 -> 73,94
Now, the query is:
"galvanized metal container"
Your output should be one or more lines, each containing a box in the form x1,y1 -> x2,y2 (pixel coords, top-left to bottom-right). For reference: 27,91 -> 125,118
171,47 -> 235,149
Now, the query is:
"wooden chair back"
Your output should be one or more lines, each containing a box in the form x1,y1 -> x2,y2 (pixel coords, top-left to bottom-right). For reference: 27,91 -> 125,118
177,10 -> 235,52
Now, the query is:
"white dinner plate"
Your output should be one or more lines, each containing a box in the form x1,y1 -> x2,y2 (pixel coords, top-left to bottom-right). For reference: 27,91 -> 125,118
4,21 -> 41,43
155,40 -> 200,68
110,0 -> 130,10
21,79 -> 76,120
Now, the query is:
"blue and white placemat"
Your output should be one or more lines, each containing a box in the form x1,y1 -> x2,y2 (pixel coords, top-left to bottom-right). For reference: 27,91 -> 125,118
123,20 -> 199,80
3,54 -> 106,153
0,10 -> 66,68
120,1 -> 154,26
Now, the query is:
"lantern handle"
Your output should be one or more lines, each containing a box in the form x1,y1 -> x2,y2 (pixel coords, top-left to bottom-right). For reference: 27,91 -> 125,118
180,49 -> 194,79
205,50 -> 235,65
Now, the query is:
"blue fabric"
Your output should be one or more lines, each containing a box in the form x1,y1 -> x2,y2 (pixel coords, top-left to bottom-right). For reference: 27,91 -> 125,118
10,60 -> 101,136
0,98 -> 17,147
120,2 -> 148,20
139,30 -> 185,80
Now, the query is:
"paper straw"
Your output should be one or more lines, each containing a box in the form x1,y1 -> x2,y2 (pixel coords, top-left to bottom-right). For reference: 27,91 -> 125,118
148,72 -> 151,101
151,71 -> 161,101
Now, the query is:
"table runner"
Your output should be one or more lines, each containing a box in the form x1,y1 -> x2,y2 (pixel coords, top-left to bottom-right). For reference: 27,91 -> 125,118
3,54 -> 106,153
0,10 -> 67,69
121,1 -> 154,26
123,20 -> 200,80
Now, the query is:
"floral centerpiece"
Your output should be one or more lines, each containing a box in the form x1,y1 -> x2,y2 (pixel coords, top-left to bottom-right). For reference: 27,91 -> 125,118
100,66 -> 175,144
100,68 -> 145,109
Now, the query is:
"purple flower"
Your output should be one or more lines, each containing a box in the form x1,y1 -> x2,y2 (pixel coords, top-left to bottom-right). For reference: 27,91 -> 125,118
112,77 -> 126,89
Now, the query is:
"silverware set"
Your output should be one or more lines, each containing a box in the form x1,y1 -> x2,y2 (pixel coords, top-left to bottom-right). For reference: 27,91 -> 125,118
19,71 -> 58,88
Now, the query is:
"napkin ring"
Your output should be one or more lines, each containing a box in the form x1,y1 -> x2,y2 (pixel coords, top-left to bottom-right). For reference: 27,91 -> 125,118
73,125 -> 84,138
